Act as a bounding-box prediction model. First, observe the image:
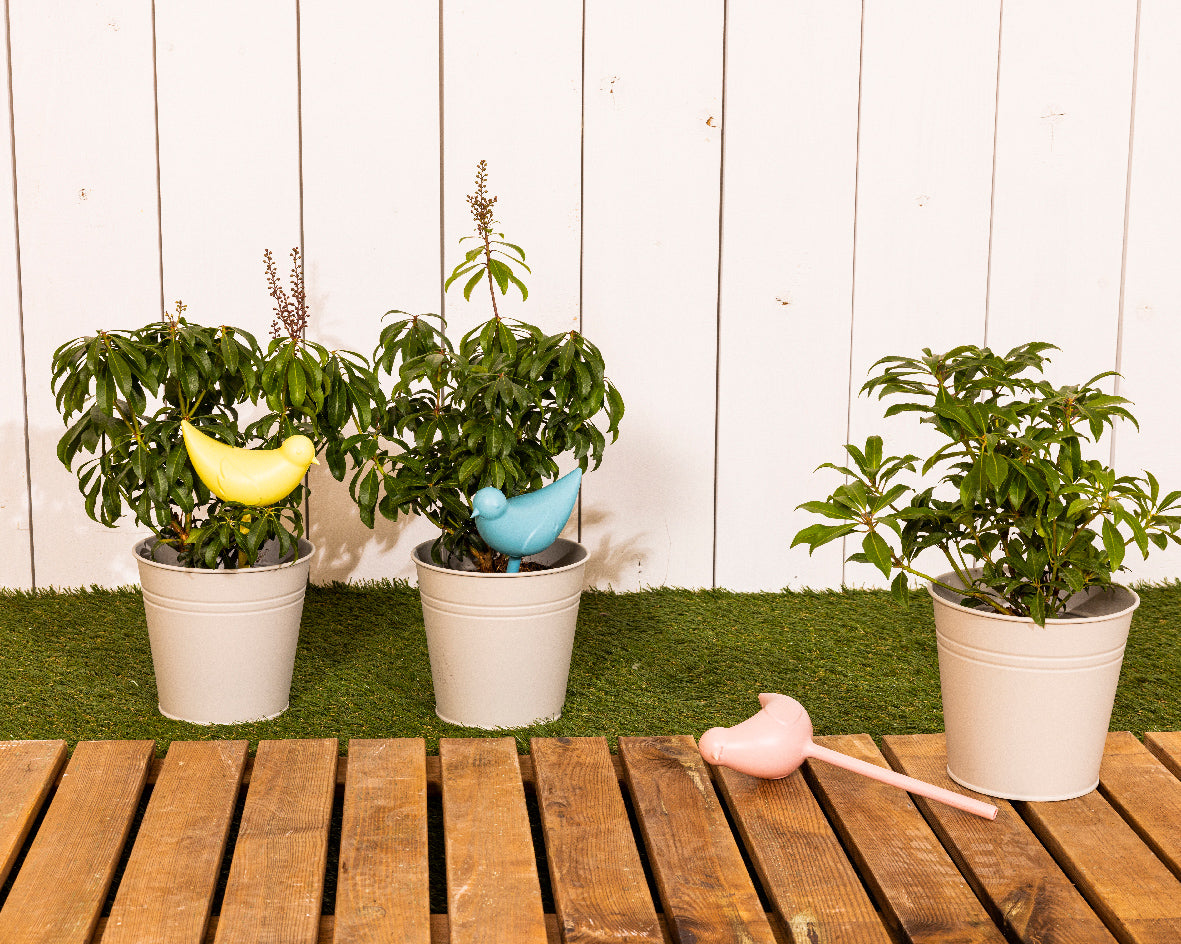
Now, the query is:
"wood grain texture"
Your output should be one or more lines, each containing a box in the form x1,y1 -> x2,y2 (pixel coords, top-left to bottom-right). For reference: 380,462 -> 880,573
844,0 -> 1001,590
714,0 -> 861,593
532,737 -> 662,943
618,736 -> 777,944
1021,761 -> 1181,943
334,739 -> 429,944
881,733 -> 1115,944
1110,0 -> 1181,585
213,739 -> 338,944
0,1 -> 30,590
298,0 -> 442,586
11,1 -> 161,589
0,740 -> 66,886
1144,732 -> 1181,778
985,0 -> 1136,385
1099,732 -> 1181,882
103,740 -> 248,944
440,738 -> 547,944
806,734 -> 1006,943
713,764 -> 893,944
580,0 -> 723,591
0,739 -> 154,944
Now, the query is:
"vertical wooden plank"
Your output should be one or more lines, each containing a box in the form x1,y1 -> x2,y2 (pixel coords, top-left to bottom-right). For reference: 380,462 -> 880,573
0,3 -> 31,589
213,739 -> 337,944
844,1 -> 1001,590
712,764 -> 894,943
12,1 -> 160,588
334,739 -> 429,944
440,0 -> 582,341
298,0 -> 441,586
985,0 -> 1137,385
1110,0 -> 1181,586
714,1 -> 861,592
532,737 -> 662,942
0,739 -> 67,886
806,734 -> 1006,943
881,733 -> 1117,944
581,1 -> 723,591
440,738 -> 546,944
0,740 -> 154,944
154,0 -> 301,338
103,740 -> 248,944
1020,777 -> 1181,942
618,736 -> 778,943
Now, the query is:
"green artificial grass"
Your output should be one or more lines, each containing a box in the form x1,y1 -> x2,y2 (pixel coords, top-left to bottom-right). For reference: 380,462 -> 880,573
2,579 -> 1181,753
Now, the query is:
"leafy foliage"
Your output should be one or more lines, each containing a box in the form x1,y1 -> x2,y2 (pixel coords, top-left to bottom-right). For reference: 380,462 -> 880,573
51,254 -> 382,569
348,161 -> 625,568
792,342 -> 1181,624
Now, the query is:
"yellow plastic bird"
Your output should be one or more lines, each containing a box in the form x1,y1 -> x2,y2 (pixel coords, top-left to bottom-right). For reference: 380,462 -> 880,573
181,419 -> 318,506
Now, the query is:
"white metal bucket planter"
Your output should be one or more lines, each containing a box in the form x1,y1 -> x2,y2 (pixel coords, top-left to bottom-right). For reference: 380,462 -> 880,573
413,537 -> 588,729
930,571 -> 1139,801
134,537 -> 314,725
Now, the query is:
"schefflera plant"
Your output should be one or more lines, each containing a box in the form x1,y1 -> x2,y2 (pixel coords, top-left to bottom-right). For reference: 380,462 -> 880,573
348,160 -> 624,569
51,249 -> 381,568
792,342 -> 1181,625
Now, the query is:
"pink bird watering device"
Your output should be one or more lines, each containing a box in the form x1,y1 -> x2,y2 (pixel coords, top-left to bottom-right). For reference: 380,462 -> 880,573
699,693 -> 997,820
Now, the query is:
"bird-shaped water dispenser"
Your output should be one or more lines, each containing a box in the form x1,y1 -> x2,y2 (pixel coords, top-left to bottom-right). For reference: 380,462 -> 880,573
181,419 -> 319,506
471,467 -> 583,572
699,693 -> 997,819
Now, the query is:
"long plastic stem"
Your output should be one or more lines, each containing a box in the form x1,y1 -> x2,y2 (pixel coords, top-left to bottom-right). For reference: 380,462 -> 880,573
805,742 -> 997,820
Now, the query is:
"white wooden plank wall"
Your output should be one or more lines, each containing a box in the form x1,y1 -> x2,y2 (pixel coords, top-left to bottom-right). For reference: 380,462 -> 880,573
2,1 -> 1180,592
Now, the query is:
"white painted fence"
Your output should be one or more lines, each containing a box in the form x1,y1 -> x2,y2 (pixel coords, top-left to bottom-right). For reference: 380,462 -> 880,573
3,1 -> 1180,593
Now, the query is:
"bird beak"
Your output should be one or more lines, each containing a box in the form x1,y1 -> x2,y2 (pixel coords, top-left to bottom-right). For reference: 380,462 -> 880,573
471,507 -> 480,518
311,457 -> 320,465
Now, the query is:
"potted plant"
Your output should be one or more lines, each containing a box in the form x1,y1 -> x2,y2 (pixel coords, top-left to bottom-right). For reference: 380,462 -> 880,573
347,161 -> 625,729
792,342 -> 1181,800
50,249 -> 379,724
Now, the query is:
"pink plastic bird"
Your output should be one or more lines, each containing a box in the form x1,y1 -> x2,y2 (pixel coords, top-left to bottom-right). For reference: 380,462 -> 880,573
699,693 -> 997,820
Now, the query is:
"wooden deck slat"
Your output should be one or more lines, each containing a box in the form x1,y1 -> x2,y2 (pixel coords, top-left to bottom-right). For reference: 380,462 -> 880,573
213,738 -> 338,944
101,740 -> 248,944
1019,769 -> 1181,943
881,732 -> 1117,944
806,733 -> 1007,944
531,737 -> 662,943
333,738 -> 429,944
712,763 -> 894,944
618,735 -> 778,944
0,739 -> 153,944
440,737 -> 547,944
1144,732 -> 1181,780
1100,731 -> 1181,882
0,739 -> 66,887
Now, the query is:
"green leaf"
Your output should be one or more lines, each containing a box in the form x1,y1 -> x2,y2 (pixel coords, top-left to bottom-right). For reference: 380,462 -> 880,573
862,532 -> 893,578
1102,518 -> 1125,570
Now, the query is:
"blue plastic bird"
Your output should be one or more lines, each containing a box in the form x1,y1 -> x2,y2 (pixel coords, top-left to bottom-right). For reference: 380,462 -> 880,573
471,468 -> 583,572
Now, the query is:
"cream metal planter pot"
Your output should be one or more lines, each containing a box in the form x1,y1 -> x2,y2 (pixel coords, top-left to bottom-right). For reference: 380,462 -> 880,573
930,570 -> 1139,802
134,537 -> 314,725
413,537 -> 588,730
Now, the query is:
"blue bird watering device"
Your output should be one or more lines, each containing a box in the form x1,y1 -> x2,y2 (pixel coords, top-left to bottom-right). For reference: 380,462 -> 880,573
471,468 -> 583,572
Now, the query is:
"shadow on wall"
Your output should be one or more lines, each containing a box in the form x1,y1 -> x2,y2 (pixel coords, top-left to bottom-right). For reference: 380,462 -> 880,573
580,502 -> 651,591
305,462 -> 430,586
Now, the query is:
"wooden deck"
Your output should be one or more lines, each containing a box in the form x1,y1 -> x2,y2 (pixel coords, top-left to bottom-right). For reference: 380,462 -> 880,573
3,732 -> 1181,943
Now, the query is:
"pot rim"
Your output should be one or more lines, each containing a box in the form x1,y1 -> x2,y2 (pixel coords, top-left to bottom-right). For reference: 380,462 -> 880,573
927,568 -> 1139,625
412,537 -> 589,578
134,536 -> 315,574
